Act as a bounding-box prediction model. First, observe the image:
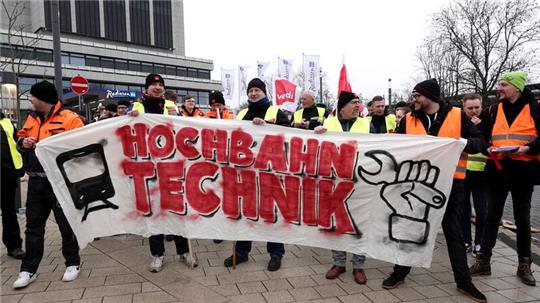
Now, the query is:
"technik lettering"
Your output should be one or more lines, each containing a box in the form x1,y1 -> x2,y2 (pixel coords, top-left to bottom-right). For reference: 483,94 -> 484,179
116,123 -> 361,236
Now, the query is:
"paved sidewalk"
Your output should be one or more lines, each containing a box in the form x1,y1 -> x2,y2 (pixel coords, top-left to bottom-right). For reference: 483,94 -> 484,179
1,212 -> 539,303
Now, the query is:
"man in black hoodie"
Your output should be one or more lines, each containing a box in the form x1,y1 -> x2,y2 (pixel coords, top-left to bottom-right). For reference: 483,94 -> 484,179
0,113 -> 24,259
382,79 -> 487,303
470,71 -> 539,286
223,78 -> 288,271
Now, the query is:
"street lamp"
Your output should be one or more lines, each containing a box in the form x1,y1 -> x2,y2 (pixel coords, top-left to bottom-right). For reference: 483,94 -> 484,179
388,78 -> 392,106
0,71 -> 18,122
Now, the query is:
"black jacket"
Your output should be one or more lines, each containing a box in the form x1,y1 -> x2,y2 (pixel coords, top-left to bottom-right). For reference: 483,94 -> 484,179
290,106 -> 327,130
396,103 -> 487,154
241,102 -> 290,127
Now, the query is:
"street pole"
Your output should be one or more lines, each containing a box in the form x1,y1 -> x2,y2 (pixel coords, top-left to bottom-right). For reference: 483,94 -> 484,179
51,0 -> 63,95
388,78 -> 392,106
319,68 -> 323,103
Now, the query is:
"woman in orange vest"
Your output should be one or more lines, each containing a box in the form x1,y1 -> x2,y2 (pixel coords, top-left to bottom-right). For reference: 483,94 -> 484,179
382,79 -> 488,303
204,91 -> 233,119
470,71 -> 539,286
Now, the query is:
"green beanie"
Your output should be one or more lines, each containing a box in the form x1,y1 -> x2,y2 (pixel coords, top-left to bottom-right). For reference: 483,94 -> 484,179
500,71 -> 527,92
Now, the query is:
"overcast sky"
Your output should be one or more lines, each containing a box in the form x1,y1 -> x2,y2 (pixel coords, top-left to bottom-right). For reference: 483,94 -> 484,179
182,0 -> 469,100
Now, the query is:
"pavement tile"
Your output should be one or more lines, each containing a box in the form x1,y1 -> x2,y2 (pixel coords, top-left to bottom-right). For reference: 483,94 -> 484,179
286,276 -> 317,288
236,281 -> 266,294
46,276 -> 105,291
288,287 -> 322,301
217,270 -> 268,284
83,282 -> 142,298
141,282 -> 162,292
483,291 -> 514,303
262,290 -> 295,303
133,291 -> 177,303
481,278 -> 519,290
389,287 -> 426,301
0,294 -> 24,303
262,278 -> 293,291
102,294 -> 133,303
19,288 -> 84,303
336,281 -> 371,295
337,293 -> 372,303
160,280 -> 228,303
1,281 -> 51,295
71,298 -> 103,303
210,284 -> 241,296
89,266 -> 134,277
413,285 -> 449,298
363,290 -> 401,303
497,289 -> 538,302
105,273 -> 147,285
228,293 -> 267,303
313,284 -> 346,298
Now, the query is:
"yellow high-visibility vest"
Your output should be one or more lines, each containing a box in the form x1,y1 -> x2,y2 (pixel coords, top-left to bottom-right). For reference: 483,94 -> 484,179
323,116 -> 370,133
293,107 -> 326,124
236,106 -> 279,121
0,118 -> 23,169
132,100 -> 178,115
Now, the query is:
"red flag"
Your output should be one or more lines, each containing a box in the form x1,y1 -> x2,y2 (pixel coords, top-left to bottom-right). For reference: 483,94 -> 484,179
337,64 -> 352,98
274,79 -> 297,106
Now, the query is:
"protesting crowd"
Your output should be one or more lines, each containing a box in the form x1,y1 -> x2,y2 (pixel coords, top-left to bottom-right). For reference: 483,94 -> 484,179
1,69 -> 539,303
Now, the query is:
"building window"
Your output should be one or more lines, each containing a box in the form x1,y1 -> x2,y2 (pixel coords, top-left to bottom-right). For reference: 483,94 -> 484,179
128,60 -> 141,72
101,57 -> 115,69
177,67 -> 187,77
18,77 -> 38,94
70,54 -> 85,66
35,49 -> 53,61
61,52 -> 70,65
188,68 -> 197,78
16,46 -> 35,60
154,63 -> 165,74
198,91 -> 209,105
115,59 -> 128,71
198,70 -> 210,80
115,84 -> 129,91
86,55 -> 100,67
166,65 -> 176,76
141,62 -> 153,73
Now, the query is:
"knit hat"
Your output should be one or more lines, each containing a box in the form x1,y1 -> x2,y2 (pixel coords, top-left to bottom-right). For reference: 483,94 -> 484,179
413,79 -> 440,102
337,91 -> 359,113
500,71 -> 527,92
105,103 -> 117,113
145,73 -> 165,90
247,78 -> 267,95
209,91 -> 225,105
117,100 -> 131,107
30,81 -> 58,104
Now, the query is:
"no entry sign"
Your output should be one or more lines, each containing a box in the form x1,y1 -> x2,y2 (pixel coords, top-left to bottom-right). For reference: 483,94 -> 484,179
70,75 -> 89,95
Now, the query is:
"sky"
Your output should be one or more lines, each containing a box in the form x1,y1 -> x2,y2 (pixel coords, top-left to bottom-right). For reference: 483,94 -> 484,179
183,0 -> 452,102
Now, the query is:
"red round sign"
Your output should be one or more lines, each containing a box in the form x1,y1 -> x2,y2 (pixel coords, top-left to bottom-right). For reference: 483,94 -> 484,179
70,75 -> 89,95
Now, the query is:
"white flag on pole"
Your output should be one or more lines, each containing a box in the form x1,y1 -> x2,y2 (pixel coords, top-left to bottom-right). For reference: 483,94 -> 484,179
257,61 -> 271,79
238,65 -> 249,95
278,58 -> 294,82
221,68 -> 235,101
303,54 -> 320,95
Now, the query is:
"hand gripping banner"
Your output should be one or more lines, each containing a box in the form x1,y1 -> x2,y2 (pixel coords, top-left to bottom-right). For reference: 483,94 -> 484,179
35,115 -> 465,267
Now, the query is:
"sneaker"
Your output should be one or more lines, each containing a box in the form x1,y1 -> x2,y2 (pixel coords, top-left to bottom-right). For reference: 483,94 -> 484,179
180,253 -> 198,268
325,265 -> 346,279
457,282 -> 487,303
149,256 -> 164,273
267,256 -> 282,271
62,266 -> 80,282
472,244 -> 481,257
7,248 -> 25,260
224,254 -> 249,267
13,271 -> 36,289
382,273 -> 405,289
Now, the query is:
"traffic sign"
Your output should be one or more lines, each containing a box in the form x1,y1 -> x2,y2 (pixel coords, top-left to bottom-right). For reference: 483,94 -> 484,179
70,75 -> 89,95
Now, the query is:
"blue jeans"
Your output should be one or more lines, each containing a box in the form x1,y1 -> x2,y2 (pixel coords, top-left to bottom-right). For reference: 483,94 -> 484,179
236,241 -> 284,258
331,251 -> 366,269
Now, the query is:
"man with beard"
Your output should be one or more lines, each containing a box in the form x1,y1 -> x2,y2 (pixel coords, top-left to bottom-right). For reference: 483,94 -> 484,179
470,71 -> 539,286
381,79 -> 487,303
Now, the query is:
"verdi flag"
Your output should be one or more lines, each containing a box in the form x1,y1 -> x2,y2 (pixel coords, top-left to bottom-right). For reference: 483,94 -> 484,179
274,78 -> 299,113
278,58 -> 294,82
303,54 -> 320,95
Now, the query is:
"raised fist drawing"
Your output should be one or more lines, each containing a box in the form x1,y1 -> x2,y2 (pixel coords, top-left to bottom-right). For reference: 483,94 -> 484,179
358,150 -> 446,245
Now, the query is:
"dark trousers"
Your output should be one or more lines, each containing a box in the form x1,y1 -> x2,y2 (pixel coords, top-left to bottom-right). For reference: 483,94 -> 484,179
480,160 -> 533,259
393,181 -> 471,286
21,177 -> 80,274
149,235 -> 188,256
1,174 -> 23,250
463,170 -> 487,246
236,241 -> 285,258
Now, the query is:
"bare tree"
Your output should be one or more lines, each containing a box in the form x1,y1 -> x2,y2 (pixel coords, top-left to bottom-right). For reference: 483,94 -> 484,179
418,0 -> 540,101
293,68 -> 334,108
1,0 -> 42,124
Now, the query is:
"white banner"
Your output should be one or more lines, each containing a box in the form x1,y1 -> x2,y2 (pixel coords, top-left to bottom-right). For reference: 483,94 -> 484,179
221,69 -> 235,101
257,61 -> 271,79
278,58 -> 294,82
238,65 -> 249,96
36,116 -> 465,267
303,54 -> 320,95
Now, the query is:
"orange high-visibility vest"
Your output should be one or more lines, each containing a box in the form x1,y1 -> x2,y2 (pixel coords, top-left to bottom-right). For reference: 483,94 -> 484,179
491,102 -> 538,161
405,107 -> 467,179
